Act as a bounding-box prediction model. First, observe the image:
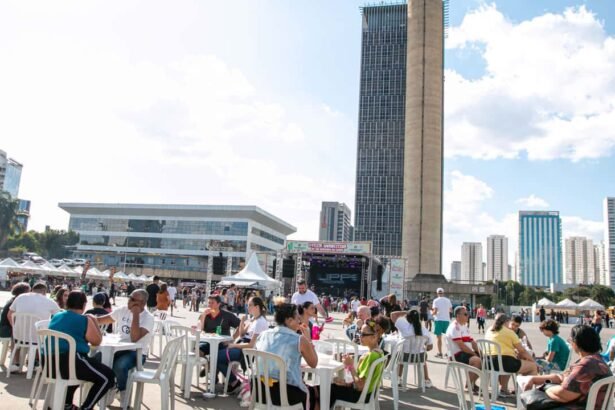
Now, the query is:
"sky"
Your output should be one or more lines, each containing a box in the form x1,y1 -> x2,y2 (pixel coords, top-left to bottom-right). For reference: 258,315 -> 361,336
1,0 -> 615,277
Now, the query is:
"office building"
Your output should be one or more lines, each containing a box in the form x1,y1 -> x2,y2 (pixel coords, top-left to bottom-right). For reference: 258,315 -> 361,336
0,150 -> 23,198
565,236 -> 596,285
518,211 -> 562,287
461,242 -> 483,283
450,260 -> 461,282
605,198 -> 615,287
319,202 -> 353,241
59,203 -> 296,280
594,242 -> 607,286
16,199 -> 31,232
487,235 -> 508,282
354,1 -> 445,281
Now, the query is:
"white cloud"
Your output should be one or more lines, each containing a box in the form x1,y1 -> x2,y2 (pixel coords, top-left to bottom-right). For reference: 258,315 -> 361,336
562,216 -> 603,242
446,4 -> 615,161
516,195 -> 550,209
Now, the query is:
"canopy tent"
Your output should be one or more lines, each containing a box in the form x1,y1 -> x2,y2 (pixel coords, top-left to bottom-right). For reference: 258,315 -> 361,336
579,298 -> 605,311
0,258 -> 24,280
127,273 -> 141,282
20,260 -> 45,274
218,253 -> 282,290
536,297 -> 557,309
137,274 -> 151,283
86,267 -> 104,279
57,264 -> 80,278
113,272 -> 129,281
555,298 -> 579,310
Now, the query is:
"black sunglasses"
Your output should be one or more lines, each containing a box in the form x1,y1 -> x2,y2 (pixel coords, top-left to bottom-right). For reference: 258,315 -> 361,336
358,332 -> 375,337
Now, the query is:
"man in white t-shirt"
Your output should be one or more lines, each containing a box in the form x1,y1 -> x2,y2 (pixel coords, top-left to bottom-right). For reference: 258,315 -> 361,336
291,279 -> 332,323
350,297 -> 361,317
445,306 -> 481,390
167,282 -> 177,315
98,289 -> 154,401
9,282 -> 61,324
432,287 -> 453,358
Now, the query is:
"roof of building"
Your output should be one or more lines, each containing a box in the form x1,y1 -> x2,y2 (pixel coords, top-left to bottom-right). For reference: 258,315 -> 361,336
58,202 -> 297,235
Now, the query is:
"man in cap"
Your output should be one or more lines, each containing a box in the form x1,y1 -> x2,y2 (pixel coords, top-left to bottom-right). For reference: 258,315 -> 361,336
432,287 -> 452,358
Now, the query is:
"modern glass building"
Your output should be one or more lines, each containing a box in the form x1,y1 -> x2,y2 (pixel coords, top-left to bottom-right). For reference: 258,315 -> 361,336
604,197 -> 615,287
518,211 -> 562,287
0,150 -> 23,198
59,203 -> 296,280
354,3 -> 407,257
16,199 -> 31,232
319,202 -> 353,242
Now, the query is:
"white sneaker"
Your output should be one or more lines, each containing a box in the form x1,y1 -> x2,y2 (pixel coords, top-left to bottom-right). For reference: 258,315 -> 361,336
425,379 -> 433,388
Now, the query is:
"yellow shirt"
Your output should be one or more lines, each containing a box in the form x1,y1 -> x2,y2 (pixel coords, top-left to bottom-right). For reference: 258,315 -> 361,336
485,326 -> 520,357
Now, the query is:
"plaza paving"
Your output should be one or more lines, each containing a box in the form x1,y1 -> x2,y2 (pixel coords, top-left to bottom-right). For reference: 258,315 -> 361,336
1,290 -> 613,409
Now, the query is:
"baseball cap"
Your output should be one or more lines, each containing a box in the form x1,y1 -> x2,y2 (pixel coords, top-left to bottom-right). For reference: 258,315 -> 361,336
93,292 -> 106,305
436,288 -> 444,294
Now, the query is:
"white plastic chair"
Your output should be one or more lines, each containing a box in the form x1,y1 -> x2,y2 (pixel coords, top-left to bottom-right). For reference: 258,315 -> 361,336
585,375 -> 615,410
149,315 -> 167,358
380,340 -> 405,410
7,312 -> 45,379
126,335 -> 183,410
28,319 -> 50,408
325,338 -> 360,367
444,335 -> 456,388
332,355 -> 387,410
0,335 -> 10,368
37,329 -> 90,410
243,348 -> 302,410
546,342 -> 573,375
476,339 -> 517,401
448,361 -> 492,410
168,324 -> 208,398
400,335 -> 429,392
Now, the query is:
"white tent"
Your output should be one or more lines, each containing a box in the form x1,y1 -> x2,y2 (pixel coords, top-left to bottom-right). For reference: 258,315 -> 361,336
137,274 -> 150,283
57,264 -> 80,278
218,253 -> 282,290
113,272 -> 129,281
536,297 -> 557,308
20,260 -> 44,274
555,298 -> 579,310
579,298 -> 605,311
0,258 -> 24,280
127,273 -> 141,282
86,267 -> 104,279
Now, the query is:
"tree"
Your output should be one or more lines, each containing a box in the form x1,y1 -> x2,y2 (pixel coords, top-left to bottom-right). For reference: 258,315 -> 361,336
0,191 -> 19,249
518,287 -> 537,306
5,231 -> 42,255
6,229 -> 79,259
590,285 -> 615,307
564,286 -> 591,302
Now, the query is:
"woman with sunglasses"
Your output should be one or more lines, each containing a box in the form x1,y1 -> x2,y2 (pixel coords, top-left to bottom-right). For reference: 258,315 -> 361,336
328,321 -> 385,408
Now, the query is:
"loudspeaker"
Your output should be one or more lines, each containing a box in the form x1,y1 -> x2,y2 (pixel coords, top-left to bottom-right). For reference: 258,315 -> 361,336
376,265 -> 383,291
272,259 -> 277,275
282,258 -> 295,278
213,256 -> 225,275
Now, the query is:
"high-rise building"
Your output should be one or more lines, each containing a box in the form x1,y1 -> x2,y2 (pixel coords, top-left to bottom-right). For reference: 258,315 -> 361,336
319,202 -> 353,242
518,211 -> 562,287
487,235 -> 508,282
450,261 -> 461,282
595,242 -> 607,286
565,236 -> 596,285
354,1 -> 445,282
605,198 -> 615,287
461,242 -> 483,283
0,150 -> 23,198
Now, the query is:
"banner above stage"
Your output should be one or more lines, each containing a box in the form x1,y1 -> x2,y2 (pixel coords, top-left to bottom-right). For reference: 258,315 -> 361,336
286,240 -> 372,255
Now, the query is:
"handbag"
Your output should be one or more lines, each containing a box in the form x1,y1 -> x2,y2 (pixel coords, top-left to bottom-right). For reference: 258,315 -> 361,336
519,386 -> 563,410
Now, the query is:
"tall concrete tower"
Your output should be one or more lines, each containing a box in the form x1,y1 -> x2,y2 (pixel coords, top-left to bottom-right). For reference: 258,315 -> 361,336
402,0 -> 444,279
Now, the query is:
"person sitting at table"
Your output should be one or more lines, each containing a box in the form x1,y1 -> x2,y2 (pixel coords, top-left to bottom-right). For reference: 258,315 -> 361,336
48,290 -> 116,410
298,301 -> 318,340
391,309 -> 434,388
485,313 -> 537,396
97,289 -> 154,405
522,324 -> 612,408
216,296 -> 269,394
254,303 -> 318,410
445,306 -> 482,393
55,287 -> 69,310
198,294 -> 241,374
346,306 -> 371,343
509,314 -> 534,351
328,320 -> 385,408
536,319 -> 570,373
85,292 -> 113,333
0,282 -> 30,372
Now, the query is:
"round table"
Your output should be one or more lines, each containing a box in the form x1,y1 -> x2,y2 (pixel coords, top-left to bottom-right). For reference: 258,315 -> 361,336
302,353 -> 344,410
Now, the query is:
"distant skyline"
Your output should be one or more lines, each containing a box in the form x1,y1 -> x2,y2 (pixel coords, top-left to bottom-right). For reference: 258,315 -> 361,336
1,1 -> 614,277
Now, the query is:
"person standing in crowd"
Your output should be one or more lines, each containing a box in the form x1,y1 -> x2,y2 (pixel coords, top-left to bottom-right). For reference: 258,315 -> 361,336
539,305 -> 546,322
254,303 -> 318,410
419,296 -> 429,327
126,281 -> 135,296
97,289 -> 154,405
48,290 -> 116,410
226,284 -> 237,313
379,294 -> 401,317
291,279 -> 332,323
536,319 -> 571,373
167,282 -> 177,315
145,276 -> 160,312
267,290 -> 274,313
432,287 -> 453,358
476,304 -> 487,334
109,281 -> 116,306
182,287 -> 189,309
593,310 -> 603,334
156,282 -> 171,312
446,306 -> 482,393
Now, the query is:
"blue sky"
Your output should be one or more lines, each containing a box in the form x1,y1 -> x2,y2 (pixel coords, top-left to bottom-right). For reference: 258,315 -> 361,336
1,0 -> 614,275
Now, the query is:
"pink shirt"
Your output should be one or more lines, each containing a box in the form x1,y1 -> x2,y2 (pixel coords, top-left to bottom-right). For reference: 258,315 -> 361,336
477,308 -> 487,319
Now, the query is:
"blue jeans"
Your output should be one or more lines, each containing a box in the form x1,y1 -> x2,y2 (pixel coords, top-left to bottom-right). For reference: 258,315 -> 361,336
217,347 -> 244,385
113,350 -> 146,391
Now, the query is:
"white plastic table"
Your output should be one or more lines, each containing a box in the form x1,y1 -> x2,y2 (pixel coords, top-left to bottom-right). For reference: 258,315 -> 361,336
91,334 -> 142,409
198,333 -> 233,397
302,353 -> 343,410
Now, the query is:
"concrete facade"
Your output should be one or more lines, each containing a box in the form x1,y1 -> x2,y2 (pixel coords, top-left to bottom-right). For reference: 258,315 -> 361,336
402,0 -> 444,279
319,201 -> 353,242
487,235 -> 508,282
461,242 -> 482,283
565,236 -> 596,285
605,197 -> 615,287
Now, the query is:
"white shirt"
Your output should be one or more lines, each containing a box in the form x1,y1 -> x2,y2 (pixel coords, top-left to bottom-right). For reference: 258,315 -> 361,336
291,290 -> 320,306
246,316 -> 269,340
167,286 -> 177,300
110,307 -> 155,355
394,317 -> 433,354
10,293 -> 61,319
432,296 -> 452,321
351,299 -> 361,313
445,320 -> 473,356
